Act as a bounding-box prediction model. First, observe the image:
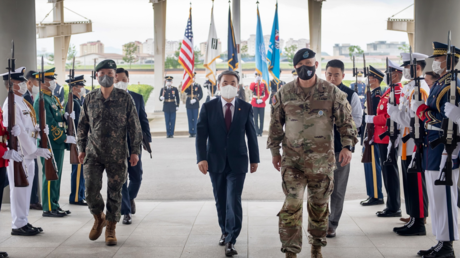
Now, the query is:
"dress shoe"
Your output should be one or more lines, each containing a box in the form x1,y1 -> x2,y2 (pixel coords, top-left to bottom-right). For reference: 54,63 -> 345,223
422,241 -> 455,258
27,223 -> 43,232
360,196 -> 371,205
42,210 -> 66,217
361,198 -> 384,206
189,134 -> 194,138
11,225 -> 40,236
219,234 -> 228,246
122,214 -> 132,225
400,217 -> 411,223
90,213 -> 107,240
0,251 -> 7,258
397,218 -> 426,236
376,209 -> 401,217
326,227 -> 336,238
285,251 -> 297,258
311,245 -> 323,258
393,217 -> 412,232
58,207 -> 71,215
105,221 -> 118,246
130,199 -> 136,214
69,200 -> 87,206
225,243 -> 238,257
418,246 -> 435,256
29,203 -> 42,210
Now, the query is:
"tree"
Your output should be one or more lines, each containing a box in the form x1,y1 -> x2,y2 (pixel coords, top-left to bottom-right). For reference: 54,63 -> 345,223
165,56 -> 180,69
241,45 -> 248,58
123,42 -> 139,69
194,47 -> 201,65
65,44 -> 77,68
398,43 -> 410,53
348,45 -> 364,61
284,45 -> 298,65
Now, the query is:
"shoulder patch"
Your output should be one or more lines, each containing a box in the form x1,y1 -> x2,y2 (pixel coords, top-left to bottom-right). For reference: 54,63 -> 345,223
272,95 -> 278,105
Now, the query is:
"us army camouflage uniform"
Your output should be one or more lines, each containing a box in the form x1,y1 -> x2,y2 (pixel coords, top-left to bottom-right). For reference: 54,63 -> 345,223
267,78 -> 358,254
77,88 -> 142,222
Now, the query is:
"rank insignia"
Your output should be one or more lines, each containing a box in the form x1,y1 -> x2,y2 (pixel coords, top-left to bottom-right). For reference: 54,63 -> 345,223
52,104 -> 57,110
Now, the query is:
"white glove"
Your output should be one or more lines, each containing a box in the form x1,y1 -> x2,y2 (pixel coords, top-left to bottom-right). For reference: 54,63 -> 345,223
365,115 -> 375,124
190,99 -> 197,104
387,105 -> 399,117
411,100 -> 425,113
176,107 -> 179,111
444,103 -> 460,124
66,136 -> 76,144
11,125 -> 21,137
44,125 -> 49,135
387,137 -> 400,159
64,111 -> 75,120
34,148 -> 51,160
363,136 -> 374,145
2,150 -> 23,162
160,96 -> 165,101
256,99 -> 263,104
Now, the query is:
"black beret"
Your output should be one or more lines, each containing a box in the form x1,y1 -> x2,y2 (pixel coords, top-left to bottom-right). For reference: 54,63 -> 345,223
95,59 -> 117,72
293,48 -> 316,67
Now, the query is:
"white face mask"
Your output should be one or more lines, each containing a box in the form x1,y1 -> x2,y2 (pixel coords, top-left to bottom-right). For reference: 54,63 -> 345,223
403,68 -> 412,80
32,85 -> 39,95
17,82 -> 27,95
255,76 -> 261,82
432,60 -> 445,75
79,87 -> 86,98
166,81 -> 172,87
220,85 -> 238,99
48,81 -> 56,92
116,81 -> 129,91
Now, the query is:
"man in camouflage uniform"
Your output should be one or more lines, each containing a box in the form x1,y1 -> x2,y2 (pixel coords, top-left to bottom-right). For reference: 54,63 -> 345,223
267,48 -> 358,258
77,59 -> 142,246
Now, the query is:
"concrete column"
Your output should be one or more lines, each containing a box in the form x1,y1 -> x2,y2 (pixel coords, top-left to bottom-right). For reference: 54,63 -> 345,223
0,0 -> 37,102
414,0 -> 460,68
232,0 -> 242,76
308,0 -> 323,76
151,0 -> 167,113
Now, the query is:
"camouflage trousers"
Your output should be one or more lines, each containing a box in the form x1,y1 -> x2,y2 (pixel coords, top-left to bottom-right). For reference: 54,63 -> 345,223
279,164 -> 334,254
83,158 -> 128,222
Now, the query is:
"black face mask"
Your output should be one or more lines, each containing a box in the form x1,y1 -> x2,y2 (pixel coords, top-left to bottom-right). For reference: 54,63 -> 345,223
296,65 -> 316,80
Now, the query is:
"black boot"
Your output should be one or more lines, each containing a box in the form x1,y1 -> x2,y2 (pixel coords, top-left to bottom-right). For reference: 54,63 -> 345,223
397,218 -> 426,236
422,241 -> 455,258
393,217 -> 413,232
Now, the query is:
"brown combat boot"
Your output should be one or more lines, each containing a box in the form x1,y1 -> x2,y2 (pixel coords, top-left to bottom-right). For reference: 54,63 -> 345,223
311,245 -> 323,258
89,213 -> 107,240
105,221 -> 118,246
285,251 -> 297,258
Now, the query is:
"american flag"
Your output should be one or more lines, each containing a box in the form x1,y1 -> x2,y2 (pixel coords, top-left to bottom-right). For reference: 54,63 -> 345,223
179,8 -> 194,92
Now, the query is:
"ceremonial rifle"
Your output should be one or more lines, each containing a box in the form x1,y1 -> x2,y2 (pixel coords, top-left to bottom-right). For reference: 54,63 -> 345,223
7,41 -> 28,187
38,56 -> 59,181
91,59 -> 96,91
429,31 -> 460,186
402,47 -> 425,173
67,57 -> 79,164
379,58 -> 400,165
352,55 -> 358,93
361,54 -> 375,163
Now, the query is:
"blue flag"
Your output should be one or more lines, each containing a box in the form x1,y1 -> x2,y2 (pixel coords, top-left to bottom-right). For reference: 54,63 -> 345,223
267,3 -> 280,85
255,6 -> 270,89
227,5 -> 239,70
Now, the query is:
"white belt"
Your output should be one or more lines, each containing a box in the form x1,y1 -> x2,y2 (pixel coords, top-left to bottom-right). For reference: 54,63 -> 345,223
426,125 -> 443,132
253,95 -> 265,98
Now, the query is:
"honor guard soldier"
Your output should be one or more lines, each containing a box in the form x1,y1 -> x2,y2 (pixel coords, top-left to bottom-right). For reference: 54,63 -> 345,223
184,72 -> 203,137
65,75 -> 87,206
350,72 -> 366,109
204,79 -> 218,102
33,68 -> 76,217
361,66 -> 386,206
388,52 -> 430,235
412,42 -> 460,258
291,69 -> 298,80
268,48 -> 358,258
269,73 -> 286,104
159,76 -> 180,138
365,61 -> 403,217
77,59 -> 142,246
250,72 -> 269,137
2,67 -> 51,235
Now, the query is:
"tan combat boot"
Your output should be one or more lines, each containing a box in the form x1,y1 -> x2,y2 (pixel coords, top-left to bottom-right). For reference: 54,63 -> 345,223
105,221 -> 118,246
89,213 -> 107,240
285,251 -> 297,258
311,245 -> 323,258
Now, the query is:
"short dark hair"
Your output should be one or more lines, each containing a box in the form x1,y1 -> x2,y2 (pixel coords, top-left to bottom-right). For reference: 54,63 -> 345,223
26,70 -> 37,80
425,71 -> 440,80
217,70 -> 240,83
116,68 -> 129,78
417,60 -> 427,71
326,60 -> 344,73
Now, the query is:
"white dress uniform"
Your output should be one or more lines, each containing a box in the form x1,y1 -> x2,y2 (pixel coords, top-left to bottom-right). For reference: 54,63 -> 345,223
3,94 -> 39,229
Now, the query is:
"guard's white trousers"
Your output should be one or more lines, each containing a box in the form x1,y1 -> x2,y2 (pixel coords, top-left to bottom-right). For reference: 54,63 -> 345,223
6,158 -> 34,229
425,169 -> 459,241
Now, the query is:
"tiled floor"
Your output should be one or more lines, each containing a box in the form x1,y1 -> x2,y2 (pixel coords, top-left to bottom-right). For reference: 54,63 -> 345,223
0,200 -> 459,258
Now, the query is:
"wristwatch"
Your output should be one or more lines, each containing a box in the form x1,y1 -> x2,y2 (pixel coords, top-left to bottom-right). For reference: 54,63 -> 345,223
343,145 -> 352,151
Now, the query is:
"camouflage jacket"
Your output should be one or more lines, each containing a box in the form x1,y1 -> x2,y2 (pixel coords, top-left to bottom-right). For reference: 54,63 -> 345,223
267,78 -> 358,174
77,88 -> 142,163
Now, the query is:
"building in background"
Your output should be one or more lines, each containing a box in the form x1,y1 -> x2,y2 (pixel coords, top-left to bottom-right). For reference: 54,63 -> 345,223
76,53 -> 124,66
285,38 -> 309,51
143,38 -> 154,55
165,41 -> 180,57
122,41 -> 143,56
199,39 -> 222,58
80,40 -> 104,55
366,41 -> 406,56
333,43 -> 352,57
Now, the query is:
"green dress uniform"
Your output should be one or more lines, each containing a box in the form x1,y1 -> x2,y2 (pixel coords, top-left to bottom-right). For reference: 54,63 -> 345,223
33,88 -> 67,213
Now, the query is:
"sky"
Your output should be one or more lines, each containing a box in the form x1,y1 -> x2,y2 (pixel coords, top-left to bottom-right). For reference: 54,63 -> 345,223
35,0 -> 414,56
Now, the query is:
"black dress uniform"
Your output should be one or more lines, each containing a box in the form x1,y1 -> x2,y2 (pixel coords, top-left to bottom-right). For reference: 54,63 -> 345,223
159,76 -> 180,138
184,82 -> 203,137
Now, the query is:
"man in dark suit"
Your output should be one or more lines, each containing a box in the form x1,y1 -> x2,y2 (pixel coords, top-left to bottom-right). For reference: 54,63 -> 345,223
54,82 -> 65,105
115,68 -> 152,225
196,70 -> 260,257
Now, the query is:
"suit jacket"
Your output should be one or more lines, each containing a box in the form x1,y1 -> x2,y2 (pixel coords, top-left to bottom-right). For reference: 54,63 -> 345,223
128,91 -> 151,154
54,84 -> 65,105
23,90 -> 33,105
196,97 -> 260,174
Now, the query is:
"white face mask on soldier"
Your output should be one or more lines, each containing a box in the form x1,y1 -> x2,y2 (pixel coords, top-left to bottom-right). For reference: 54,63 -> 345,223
403,68 -> 412,80
166,82 -> 172,87
17,82 -> 27,95
48,81 -> 56,92
220,85 -> 238,99
79,87 -> 86,98
432,61 -> 446,75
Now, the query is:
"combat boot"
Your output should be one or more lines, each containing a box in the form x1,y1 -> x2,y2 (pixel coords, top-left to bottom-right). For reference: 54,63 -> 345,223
422,241 -> 455,258
89,213 -> 107,240
105,221 -> 118,246
285,251 -> 297,258
397,218 -> 426,236
311,245 -> 323,258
